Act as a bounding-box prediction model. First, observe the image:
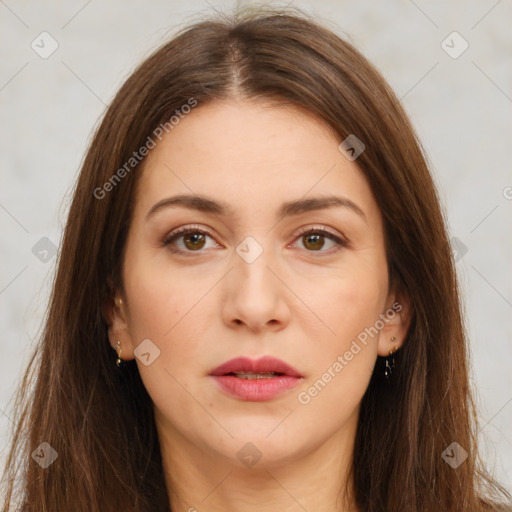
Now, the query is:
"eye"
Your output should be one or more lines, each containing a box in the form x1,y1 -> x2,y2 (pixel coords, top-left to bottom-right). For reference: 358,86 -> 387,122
291,226 -> 348,254
162,224 -> 348,256
162,225 -> 219,255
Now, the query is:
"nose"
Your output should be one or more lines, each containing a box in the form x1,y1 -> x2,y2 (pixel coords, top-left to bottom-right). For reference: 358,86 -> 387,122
221,241 -> 291,333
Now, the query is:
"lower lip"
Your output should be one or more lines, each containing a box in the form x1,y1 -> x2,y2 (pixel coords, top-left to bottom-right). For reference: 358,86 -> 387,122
211,375 -> 303,401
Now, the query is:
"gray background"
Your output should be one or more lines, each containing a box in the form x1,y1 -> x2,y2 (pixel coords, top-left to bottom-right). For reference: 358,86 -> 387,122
1,0 -> 511,493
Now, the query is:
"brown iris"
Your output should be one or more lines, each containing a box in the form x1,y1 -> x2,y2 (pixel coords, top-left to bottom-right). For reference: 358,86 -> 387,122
183,232 -> 206,250
302,233 -> 325,251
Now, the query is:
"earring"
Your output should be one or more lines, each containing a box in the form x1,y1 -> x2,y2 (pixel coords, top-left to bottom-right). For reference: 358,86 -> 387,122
384,338 -> 398,379
115,340 -> 124,367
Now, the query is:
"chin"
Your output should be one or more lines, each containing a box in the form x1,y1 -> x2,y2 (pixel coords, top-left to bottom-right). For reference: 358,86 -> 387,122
213,427 -> 312,470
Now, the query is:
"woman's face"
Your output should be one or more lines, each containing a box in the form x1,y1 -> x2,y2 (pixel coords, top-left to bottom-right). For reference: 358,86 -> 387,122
108,99 -> 408,470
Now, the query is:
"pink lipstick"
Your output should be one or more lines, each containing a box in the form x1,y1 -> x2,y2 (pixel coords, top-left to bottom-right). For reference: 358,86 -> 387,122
209,356 -> 303,401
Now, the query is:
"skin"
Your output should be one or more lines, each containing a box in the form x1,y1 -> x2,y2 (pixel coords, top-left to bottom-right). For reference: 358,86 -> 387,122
106,99 -> 410,512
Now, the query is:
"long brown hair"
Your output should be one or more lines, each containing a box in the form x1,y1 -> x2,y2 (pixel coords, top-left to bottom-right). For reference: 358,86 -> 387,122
2,7 -> 510,512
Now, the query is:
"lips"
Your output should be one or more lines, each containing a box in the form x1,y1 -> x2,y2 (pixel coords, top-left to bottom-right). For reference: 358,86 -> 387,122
209,356 -> 304,402
209,356 -> 303,378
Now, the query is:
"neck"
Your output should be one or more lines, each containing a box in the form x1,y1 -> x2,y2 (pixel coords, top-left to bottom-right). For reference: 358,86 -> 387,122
156,415 -> 360,512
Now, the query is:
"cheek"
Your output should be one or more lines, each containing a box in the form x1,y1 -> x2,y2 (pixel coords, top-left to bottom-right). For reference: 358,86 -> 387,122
123,249 -> 201,340
122,251 -> 215,383
303,257 -> 387,337
293,255 -> 388,391
292,272 -> 385,424
123,265 -> 209,433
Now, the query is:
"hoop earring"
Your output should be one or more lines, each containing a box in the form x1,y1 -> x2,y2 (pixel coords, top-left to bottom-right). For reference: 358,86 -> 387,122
115,340 -> 124,367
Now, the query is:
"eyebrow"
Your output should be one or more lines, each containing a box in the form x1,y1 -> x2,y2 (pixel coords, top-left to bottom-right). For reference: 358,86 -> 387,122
145,193 -> 367,223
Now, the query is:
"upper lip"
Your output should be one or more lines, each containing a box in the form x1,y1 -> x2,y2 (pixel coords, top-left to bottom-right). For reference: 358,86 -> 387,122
209,356 -> 303,378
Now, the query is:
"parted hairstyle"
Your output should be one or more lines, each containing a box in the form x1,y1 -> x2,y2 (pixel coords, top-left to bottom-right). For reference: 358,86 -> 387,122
2,6 -> 511,512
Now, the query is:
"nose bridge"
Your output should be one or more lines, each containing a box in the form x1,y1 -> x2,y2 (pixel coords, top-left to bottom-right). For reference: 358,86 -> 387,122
233,233 -> 276,290
235,233 -> 268,268
223,232 -> 290,329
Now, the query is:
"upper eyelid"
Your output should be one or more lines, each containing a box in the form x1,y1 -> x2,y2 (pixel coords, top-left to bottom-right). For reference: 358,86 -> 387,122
164,224 -> 343,240
163,224 -> 213,241
294,224 -> 341,238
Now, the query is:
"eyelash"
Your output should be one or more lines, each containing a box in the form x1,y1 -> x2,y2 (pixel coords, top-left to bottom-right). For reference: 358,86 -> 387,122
162,224 -> 348,256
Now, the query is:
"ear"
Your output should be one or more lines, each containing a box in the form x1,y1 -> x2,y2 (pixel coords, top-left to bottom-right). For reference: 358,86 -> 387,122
376,288 -> 411,357
102,278 -> 135,361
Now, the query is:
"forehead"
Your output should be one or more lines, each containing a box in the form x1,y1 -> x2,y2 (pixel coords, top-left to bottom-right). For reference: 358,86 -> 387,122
133,99 -> 379,224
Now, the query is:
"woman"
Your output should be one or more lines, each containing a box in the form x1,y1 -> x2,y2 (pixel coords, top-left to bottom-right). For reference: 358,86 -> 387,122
2,7 -> 510,512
